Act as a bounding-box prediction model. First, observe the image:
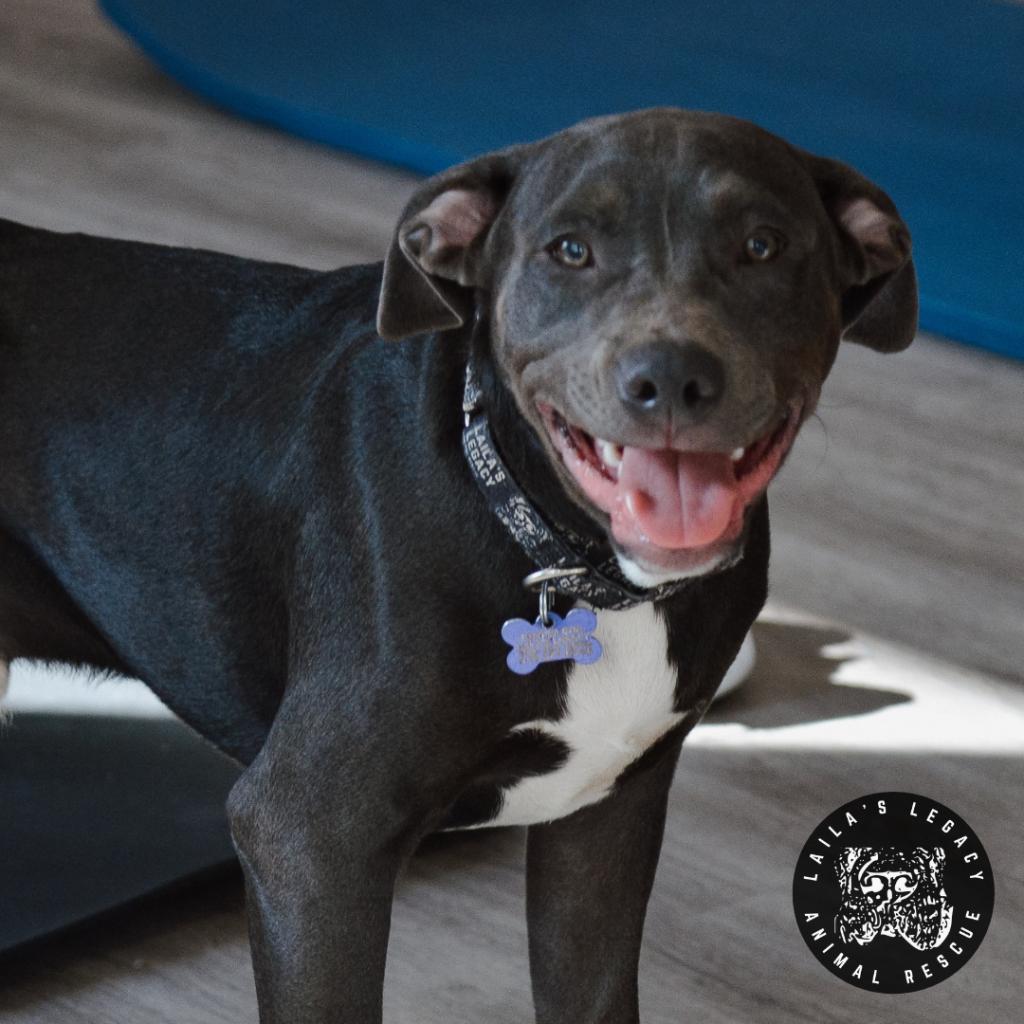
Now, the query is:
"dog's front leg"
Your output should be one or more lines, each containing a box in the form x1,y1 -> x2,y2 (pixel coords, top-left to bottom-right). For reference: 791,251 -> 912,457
525,732 -> 685,1024
226,675 -> 442,1024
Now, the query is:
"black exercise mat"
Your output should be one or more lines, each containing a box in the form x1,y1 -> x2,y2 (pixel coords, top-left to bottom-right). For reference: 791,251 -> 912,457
0,713 -> 240,953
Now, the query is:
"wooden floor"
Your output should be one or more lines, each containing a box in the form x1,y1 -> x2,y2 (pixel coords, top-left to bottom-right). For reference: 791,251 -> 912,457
0,2 -> 1021,1022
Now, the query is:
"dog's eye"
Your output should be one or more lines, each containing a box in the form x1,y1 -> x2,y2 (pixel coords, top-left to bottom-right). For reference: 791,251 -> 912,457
744,230 -> 785,262
548,236 -> 593,268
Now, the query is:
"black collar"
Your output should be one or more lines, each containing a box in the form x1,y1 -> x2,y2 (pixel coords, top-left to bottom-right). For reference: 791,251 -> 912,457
461,360 -> 693,610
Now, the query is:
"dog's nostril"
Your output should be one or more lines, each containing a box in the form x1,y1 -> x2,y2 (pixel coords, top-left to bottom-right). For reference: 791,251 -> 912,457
682,375 -> 714,409
628,378 -> 659,406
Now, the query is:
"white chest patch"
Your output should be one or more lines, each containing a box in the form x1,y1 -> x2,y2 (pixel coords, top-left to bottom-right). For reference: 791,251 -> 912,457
483,603 -> 684,828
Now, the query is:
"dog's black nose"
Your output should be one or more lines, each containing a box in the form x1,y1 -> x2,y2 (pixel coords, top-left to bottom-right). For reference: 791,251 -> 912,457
615,342 -> 725,423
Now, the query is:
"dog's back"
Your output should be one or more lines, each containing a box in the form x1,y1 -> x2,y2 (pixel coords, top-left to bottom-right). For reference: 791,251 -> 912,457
0,220 -> 383,758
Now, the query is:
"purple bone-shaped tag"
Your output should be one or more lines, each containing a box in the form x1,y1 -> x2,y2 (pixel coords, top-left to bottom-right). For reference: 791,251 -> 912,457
501,609 -> 603,676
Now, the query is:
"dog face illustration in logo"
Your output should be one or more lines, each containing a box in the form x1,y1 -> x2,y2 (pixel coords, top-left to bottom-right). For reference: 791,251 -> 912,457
835,847 -> 954,951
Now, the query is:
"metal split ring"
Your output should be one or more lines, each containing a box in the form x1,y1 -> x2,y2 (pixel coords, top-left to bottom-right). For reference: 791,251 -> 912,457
538,580 -> 554,626
523,566 -> 589,627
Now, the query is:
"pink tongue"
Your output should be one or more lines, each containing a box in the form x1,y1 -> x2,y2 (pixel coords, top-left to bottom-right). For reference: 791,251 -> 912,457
616,447 -> 738,549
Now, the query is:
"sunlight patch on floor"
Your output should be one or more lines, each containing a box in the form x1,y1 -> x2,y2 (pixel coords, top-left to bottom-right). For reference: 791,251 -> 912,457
691,603 -> 1024,755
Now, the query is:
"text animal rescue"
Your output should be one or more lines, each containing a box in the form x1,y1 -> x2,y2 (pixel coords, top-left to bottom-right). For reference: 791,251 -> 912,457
801,909 -> 986,987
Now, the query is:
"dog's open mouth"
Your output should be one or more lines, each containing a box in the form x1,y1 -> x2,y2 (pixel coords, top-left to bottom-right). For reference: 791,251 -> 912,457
539,401 -> 803,570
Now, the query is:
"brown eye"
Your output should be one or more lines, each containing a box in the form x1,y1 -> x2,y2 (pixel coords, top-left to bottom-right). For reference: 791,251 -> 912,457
744,230 -> 784,262
549,236 -> 592,268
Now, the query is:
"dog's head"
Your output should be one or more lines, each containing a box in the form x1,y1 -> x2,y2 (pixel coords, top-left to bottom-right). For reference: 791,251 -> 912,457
377,109 -> 916,584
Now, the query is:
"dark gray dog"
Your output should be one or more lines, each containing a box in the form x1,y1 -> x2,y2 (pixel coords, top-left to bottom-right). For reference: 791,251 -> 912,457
0,108 -> 915,1022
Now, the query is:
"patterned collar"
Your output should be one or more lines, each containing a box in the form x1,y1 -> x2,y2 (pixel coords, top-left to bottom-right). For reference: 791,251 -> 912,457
460,361 -> 692,610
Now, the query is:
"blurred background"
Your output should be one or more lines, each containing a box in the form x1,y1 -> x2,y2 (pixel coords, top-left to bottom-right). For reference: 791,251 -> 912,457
0,2 -> 1021,1023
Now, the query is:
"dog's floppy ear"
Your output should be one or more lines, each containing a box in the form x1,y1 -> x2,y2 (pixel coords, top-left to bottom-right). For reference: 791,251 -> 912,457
803,152 -> 918,353
376,148 -> 525,341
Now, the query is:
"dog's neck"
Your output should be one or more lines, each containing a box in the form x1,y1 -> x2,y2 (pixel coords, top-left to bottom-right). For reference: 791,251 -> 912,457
469,333 -> 600,542
462,316 -> 693,610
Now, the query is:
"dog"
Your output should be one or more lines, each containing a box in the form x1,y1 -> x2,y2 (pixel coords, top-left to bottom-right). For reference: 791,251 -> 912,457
0,107 -> 916,1022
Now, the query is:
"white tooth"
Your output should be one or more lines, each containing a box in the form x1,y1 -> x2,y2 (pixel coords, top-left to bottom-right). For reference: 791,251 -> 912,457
731,447 -> 745,462
598,439 -> 624,469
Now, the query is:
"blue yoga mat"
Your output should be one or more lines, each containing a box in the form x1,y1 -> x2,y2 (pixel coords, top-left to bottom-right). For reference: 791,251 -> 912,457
100,0 -> 1024,359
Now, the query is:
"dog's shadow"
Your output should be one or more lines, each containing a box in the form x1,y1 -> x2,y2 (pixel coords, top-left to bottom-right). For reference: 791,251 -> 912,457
704,619 -> 911,729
